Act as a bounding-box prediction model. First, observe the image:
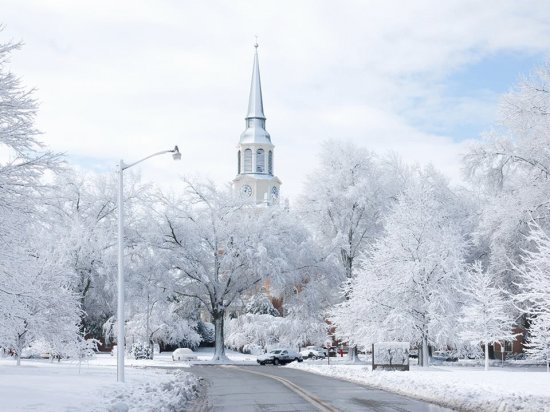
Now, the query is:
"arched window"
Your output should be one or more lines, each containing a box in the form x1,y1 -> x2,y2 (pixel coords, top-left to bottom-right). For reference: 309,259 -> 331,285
237,150 -> 241,174
244,149 -> 252,173
268,151 -> 273,175
256,148 -> 265,173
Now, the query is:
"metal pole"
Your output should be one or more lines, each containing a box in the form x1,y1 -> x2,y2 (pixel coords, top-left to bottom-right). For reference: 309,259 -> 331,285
117,160 -> 125,383
114,146 -> 179,382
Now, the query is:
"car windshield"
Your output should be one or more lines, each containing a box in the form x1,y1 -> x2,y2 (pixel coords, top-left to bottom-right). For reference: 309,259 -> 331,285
271,350 -> 281,354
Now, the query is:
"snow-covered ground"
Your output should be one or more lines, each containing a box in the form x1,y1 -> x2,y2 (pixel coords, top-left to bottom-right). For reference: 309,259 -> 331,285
5,348 -> 549,411
288,359 -> 550,411
0,352 -> 209,411
0,347 -> 259,411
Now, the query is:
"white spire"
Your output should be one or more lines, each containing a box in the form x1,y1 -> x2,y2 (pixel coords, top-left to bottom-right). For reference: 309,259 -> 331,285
240,42 -> 271,145
246,42 -> 265,120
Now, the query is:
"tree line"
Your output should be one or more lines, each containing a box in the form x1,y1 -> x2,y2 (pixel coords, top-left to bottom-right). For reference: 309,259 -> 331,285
1,36 -> 549,370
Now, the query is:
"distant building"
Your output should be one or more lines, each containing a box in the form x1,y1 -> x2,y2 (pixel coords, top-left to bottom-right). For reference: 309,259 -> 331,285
232,43 -> 282,205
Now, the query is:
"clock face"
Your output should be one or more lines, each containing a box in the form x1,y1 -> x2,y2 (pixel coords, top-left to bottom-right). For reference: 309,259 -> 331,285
271,186 -> 279,199
241,184 -> 252,197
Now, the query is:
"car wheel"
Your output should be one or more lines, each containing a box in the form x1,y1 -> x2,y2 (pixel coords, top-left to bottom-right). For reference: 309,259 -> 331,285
298,358 -> 303,362
294,358 -> 300,362
260,361 -> 265,365
273,358 -> 280,365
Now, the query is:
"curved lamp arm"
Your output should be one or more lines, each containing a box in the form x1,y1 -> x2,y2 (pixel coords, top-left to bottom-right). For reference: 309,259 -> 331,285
122,145 -> 181,170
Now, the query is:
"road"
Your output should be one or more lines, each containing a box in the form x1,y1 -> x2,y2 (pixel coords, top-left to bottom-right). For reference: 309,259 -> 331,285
188,365 -> 453,412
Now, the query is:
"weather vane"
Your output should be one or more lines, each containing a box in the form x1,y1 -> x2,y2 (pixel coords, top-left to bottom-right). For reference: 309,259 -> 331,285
254,35 -> 259,49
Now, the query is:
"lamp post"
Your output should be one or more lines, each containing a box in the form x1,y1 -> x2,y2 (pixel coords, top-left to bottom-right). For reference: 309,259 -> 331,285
117,145 -> 181,383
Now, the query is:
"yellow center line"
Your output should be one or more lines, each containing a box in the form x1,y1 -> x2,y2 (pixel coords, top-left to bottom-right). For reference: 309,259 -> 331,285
224,365 -> 340,412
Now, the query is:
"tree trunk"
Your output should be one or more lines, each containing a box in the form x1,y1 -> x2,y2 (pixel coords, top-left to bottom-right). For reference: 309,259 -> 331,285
420,334 -> 429,367
484,342 -> 489,371
16,334 -> 24,367
211,310 -> 229,362
146,295 -> 153,360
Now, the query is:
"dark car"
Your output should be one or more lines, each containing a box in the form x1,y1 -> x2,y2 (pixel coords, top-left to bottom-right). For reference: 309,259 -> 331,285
257,349 -> 303,365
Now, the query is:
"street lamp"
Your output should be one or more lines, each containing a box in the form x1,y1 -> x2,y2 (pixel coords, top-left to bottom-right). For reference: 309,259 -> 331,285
117,145 -> 181,383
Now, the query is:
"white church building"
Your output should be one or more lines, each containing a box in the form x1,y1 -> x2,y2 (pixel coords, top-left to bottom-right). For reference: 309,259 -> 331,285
232,44 -> 282,204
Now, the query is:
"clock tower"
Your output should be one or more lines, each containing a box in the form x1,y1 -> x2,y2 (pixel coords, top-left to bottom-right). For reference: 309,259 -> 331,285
232,43 -> 281,204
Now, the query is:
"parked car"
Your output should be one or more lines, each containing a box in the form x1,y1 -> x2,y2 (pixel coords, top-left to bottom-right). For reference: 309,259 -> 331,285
432,351 -> 458,362
257,349 -> 303,365
409,348 -> 419,359
172,348 -> 197,361
300,346 -> 326,359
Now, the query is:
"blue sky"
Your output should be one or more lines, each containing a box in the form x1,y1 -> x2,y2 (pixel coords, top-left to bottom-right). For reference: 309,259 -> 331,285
3,1 -> 550,200
450,52 -> 540,94
406,51 -> 545,141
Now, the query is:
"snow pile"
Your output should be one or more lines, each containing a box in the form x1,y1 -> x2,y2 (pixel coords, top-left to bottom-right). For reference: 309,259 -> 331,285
288,363 -> 550,411
103,371 -> 201,412
0,357 -> 201,411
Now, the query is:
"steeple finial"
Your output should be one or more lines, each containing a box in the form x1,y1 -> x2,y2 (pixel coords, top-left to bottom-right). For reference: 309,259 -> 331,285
246,39 -> 265,120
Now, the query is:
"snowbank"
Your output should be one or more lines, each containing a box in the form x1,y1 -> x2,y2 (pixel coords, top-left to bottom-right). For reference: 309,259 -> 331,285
287,363 -> 550,411
102,371 -> 200,412
0,357 -> 200,411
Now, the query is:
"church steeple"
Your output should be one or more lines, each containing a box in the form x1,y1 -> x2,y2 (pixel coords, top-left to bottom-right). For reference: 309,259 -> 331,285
246,43 -> 265,120
233,42 -> 281,205
239,44 -> 271,145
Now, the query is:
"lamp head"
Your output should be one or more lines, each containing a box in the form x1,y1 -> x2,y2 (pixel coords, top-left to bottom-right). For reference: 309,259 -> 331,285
172,145 -> 181,161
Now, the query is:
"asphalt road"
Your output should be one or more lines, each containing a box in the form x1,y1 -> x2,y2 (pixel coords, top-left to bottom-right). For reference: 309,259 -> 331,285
187,365 -> 453,412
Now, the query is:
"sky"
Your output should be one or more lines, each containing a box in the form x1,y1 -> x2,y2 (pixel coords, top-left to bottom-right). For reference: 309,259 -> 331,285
3,0 -> 550,201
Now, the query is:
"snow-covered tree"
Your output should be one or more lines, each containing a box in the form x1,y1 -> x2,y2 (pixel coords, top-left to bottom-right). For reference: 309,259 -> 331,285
464,64 -> 550,290
0,34 -> 82,364
158,179 -> 321,361
0,227 -> 82,365
331,166 -> 468,366
524,314 -> 550,372
225,312 -> 326,353
514,221 -> 550,371
299,140 -> 404,280
244,292 -> 280,317
46,171 -> 118,337
225,313 -> 282,353
124,303 -> 201,352
459,261 -> 517,371
0,39 -> 61,218
298,140 -> 405,360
